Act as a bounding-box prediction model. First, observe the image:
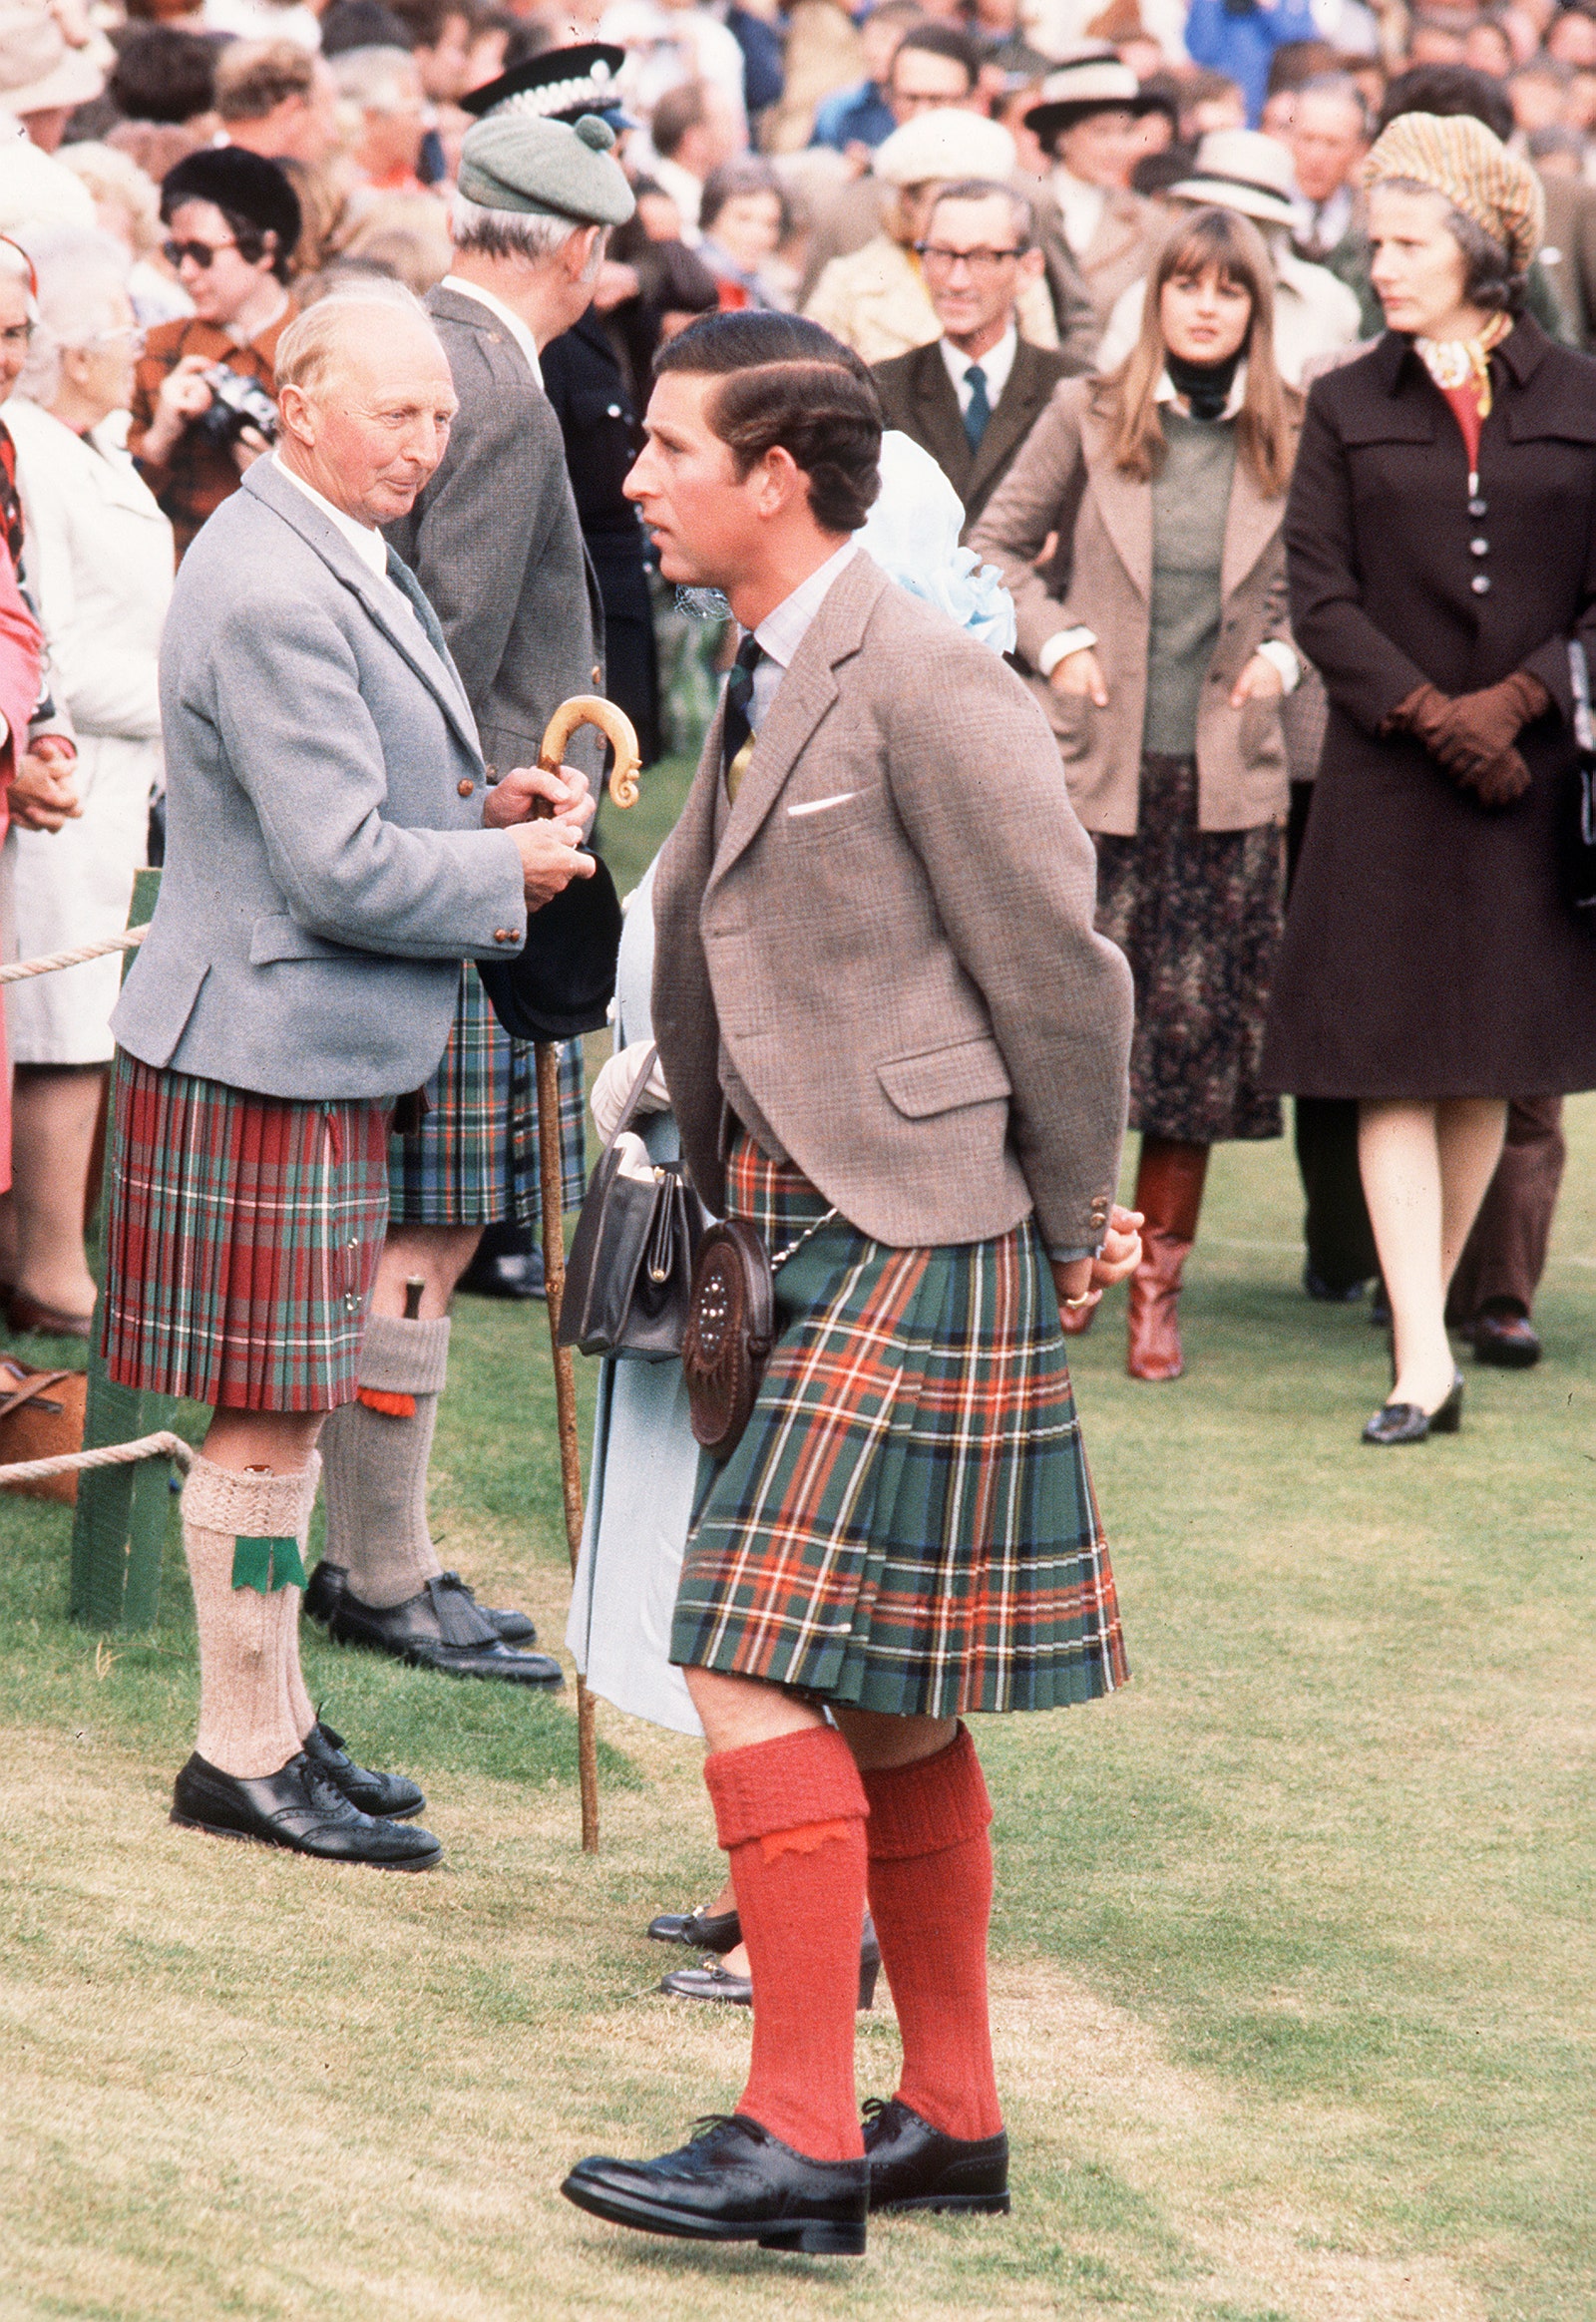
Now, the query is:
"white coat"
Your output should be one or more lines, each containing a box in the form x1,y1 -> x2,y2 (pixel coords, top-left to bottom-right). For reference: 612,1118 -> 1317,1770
1,398 -> 172,1064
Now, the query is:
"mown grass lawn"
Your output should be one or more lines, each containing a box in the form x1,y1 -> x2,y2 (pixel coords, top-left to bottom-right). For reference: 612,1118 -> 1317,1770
0,757 -> 1590,2321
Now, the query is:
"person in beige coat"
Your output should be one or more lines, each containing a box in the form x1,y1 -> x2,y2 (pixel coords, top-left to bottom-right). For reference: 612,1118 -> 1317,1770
971,204 -> 1303,1384
1022,50 -> 1171,333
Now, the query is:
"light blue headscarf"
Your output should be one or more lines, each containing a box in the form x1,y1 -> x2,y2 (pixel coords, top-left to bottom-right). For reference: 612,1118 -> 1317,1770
857,430 -> 1016,658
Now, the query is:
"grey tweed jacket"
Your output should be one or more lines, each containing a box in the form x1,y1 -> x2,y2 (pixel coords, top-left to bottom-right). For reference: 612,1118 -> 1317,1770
651,553 -> 1133,1257
384,285 -> 604,782
111,456 -> 528,1100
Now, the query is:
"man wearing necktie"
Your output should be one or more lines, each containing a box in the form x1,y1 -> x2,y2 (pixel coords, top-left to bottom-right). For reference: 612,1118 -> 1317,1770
872,183 -> 1078,536
101,290 -> 596,1867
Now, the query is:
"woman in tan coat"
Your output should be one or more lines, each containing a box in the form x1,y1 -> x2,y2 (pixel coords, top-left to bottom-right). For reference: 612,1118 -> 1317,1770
971,206 -> 1303,1381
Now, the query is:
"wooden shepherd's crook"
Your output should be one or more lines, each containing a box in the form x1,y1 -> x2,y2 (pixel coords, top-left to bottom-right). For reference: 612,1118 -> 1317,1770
534,693 -> 642,1856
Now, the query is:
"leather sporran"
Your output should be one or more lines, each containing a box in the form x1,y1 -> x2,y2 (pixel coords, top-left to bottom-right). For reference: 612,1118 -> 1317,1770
559,1047 -> 701,1359
0,1358 -> 87,1505
683,1202 -> 840,1460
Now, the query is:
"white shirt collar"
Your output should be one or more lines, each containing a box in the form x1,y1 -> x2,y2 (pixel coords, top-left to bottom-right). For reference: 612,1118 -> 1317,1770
941,323 -> 1017,412
744,538 -> 859,731
1154,360 -> 1249,421
272,453 -> 389,580
1050,167 -> 1106,257
440,274 -> 543,388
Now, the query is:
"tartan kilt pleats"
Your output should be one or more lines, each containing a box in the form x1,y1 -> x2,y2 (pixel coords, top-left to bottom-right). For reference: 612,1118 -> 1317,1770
670,1138 -> 1129,1719
102,1055 -> 392,1411
386,964 -> 587,1227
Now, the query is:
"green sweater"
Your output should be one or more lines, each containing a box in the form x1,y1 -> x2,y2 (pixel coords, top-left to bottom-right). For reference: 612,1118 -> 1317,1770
1143,409 -> 1238,760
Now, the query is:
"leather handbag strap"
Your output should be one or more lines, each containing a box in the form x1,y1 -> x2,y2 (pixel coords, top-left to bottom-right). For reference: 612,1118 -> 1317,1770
0,1367 -> 73,1422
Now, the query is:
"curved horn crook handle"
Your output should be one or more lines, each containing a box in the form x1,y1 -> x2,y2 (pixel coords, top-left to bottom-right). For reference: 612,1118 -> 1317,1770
539,694 -> 642,810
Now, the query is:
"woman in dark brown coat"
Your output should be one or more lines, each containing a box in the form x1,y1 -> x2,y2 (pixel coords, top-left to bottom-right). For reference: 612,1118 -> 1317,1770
1262,112 -> 1596,1443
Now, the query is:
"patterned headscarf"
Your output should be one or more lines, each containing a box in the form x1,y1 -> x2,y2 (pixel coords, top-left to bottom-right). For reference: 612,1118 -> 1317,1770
1363,111 -> 1544,279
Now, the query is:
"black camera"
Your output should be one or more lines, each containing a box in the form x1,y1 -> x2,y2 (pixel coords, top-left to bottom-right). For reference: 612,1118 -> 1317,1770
194,363 -> 280,450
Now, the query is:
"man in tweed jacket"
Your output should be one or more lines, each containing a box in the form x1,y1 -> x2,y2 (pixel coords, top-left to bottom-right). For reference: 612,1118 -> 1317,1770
303,105 -> 635,1688
561,312 -> 1140,2256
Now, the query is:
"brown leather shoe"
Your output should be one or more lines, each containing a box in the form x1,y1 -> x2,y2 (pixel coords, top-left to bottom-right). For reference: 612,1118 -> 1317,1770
1125,1227 -> 1191,1380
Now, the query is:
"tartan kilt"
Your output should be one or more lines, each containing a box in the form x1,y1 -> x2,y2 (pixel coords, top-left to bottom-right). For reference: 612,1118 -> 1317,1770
102,1054 -> 391,1412
386,964 -> 587,1226
670,1137 -> 1129,1719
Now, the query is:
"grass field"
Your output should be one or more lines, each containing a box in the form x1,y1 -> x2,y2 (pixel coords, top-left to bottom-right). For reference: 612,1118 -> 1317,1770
0,757 -> 1591,2322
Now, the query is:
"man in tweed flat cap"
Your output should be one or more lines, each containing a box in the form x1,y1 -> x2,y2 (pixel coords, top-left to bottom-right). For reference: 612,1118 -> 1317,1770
561,310 -> 1140,2254
301,112 -> 636,1681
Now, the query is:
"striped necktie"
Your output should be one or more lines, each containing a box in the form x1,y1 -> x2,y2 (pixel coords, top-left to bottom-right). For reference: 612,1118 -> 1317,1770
722,632 -> 764,803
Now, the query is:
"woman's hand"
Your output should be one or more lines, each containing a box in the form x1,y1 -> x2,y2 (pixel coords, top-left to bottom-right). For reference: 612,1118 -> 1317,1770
8,749 -> 81,832
1051,647 -> 1109,706
1049,1206 -> 1144,1326
141,355 -> 214,463
1230,652 -> 1285,708
591,1041 -> 670,1143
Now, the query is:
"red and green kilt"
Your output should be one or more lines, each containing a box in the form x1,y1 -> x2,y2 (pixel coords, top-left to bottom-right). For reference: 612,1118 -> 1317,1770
386,964 -> 587,1227
670,1137 -> 1129,1719
102,1054 -> 391,1412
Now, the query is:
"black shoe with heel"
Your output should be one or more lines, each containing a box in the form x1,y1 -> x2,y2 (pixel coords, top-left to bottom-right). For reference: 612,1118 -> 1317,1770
647,1902 -> 741,1953
862,2096 -> 1010,2215
660,1918 -> 881,2011
1363,1368 -> 1464,1445
561,2114 -> 869,2253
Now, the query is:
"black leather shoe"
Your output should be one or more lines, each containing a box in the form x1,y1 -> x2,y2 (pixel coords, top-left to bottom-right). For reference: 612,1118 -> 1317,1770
660,1919 -> 881,2011
304,1560 -> 537,1646
1303,1264 -> 1368,1303
317,1570 -> 562,1687
647,1903 -> 741,1953
1363,1369 -> 1463,1445
562,2114 -> 868,2253
458,1224 -> 546,1303
862,2097 -> 1009,2214
1463,1307 -> 1542,1369
301,1720 -> 425,1820
171,1751 -> 441,1868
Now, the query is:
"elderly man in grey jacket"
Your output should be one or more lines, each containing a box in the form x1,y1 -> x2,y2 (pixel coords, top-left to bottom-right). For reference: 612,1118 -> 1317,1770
103,287 -> 595,1869
303,106 -> 636,1687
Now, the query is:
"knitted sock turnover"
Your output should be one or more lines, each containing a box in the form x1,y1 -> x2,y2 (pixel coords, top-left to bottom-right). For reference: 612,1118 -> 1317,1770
863,1724 -> 1003,2143
183,1455 -> 319,1779
321,1314 -> 450,1609
704,1727 -> 870,2163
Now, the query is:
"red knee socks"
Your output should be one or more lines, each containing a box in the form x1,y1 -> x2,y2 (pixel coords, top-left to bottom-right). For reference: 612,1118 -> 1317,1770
703,1727 -> 869,2162
863,1724 -> 1003,2142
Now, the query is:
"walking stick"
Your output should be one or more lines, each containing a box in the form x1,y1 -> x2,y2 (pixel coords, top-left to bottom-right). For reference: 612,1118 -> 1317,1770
534,696 -> 642,1856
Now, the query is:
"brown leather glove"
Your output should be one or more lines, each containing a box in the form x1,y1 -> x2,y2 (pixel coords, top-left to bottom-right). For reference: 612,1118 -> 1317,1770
1385,673 -> 1548,807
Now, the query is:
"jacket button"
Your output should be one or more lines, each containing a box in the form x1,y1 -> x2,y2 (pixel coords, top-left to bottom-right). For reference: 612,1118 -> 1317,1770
1468,497 -> 1487,516
494,928 -> 517,943
458,777 -> 474,795
1471,574 -> 1491,594
484,764 -> 497,783
1469,538 -> 1488,557
606,402 -> 621,418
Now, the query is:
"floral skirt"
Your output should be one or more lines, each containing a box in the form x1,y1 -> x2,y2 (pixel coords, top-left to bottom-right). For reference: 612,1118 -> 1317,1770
1094,752 -> 1285,1143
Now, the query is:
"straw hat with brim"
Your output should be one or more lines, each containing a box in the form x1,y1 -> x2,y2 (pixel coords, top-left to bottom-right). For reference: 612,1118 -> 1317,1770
1024,52 -> 1173,144
0,0 -> 105,116
1170,129 -> 1299,230
461,42 -> 631,127
874,110 -> 1016,190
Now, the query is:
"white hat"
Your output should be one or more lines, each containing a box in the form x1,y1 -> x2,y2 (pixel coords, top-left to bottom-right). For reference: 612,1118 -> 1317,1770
0,113 -> 95,229
875,109 -> 1016,190
1023,44 -> 1171,142
0,1 -> 104,116
1171,129 -> 1298,229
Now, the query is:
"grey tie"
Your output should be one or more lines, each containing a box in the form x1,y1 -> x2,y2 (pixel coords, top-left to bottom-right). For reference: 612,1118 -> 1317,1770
384,545 -> 452,665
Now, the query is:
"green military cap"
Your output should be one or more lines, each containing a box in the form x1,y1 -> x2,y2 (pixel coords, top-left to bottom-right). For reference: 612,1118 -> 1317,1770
456,110 -> 636,228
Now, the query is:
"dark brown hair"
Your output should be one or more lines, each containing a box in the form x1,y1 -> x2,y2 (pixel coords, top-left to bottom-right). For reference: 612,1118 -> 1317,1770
1096,205 -> 1297,498
653,311 -> 882,535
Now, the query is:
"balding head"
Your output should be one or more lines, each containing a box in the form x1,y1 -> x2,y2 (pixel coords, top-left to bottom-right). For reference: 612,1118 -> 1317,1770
275,288 -> 458,526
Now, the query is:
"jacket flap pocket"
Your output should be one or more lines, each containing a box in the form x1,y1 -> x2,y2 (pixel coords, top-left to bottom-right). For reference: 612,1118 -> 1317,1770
878,1037 -> 1012,1119
249,913 -> 359,967
1337,408 -> 1435,447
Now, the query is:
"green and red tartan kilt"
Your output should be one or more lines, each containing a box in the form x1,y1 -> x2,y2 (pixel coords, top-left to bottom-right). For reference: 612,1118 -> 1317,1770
386,964 -> 587,1227
102,1054 -> 391,1412
670,1137 -> 1129,1719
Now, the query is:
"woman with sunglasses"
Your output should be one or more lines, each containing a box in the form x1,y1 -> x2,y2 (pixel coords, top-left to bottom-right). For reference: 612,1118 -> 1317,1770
128,149 -> 300,559
0,223 -> 174,1340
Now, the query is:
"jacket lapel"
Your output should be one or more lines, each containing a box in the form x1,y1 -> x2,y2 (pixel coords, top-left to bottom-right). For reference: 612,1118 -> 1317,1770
707,554 -> 886,891
241,460 -> 481,762
911,342 -> 975,496
968,341 -> 1052,504
1080,405 -> 1151,599
1220,450 -> 1287,601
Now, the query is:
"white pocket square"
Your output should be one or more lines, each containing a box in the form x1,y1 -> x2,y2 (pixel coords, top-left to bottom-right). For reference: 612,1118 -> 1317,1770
787,792 -> 858,819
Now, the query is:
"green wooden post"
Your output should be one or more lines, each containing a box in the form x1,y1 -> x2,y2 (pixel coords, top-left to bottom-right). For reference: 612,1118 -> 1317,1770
69,870 -> 179,1631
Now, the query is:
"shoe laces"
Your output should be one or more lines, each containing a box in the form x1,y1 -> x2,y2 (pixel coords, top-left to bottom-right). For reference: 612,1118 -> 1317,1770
689,2113 -> 757,2145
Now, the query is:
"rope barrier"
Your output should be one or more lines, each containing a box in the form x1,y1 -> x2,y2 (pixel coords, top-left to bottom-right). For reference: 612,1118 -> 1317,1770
0,1429 -> 193,1487
0,924 -> 148,985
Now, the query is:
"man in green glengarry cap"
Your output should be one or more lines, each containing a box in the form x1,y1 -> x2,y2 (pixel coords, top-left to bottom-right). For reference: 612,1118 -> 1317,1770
301,111 -> 637,1678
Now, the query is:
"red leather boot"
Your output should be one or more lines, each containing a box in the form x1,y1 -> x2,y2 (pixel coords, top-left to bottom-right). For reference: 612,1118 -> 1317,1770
1125,1138 -> 1209,1381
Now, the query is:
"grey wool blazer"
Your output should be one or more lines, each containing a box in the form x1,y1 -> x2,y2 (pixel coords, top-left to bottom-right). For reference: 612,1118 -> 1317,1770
651,553 -> 1133,1257
112,456 -> 528,1100
384,286 -> 604,782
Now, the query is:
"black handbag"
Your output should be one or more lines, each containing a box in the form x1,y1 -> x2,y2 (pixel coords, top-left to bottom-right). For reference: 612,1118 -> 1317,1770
477,849 -> 623,1042
1563,640 -> 1596,922
558,1048 -> 702,1359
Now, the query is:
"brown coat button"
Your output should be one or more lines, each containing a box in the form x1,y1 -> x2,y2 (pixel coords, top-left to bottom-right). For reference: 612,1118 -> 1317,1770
494,928 -> 517,943
458,778 -> 474,796
484,764 -> 497,783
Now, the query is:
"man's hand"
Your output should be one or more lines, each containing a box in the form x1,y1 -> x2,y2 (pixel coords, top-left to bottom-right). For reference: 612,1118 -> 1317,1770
231,424 -> 272,475
484,762 -> 596,838
1230,652 -> 1285,708
507,817 -> 597,910
1051,647 -> 1109,706
9,750 -> 81,833
141,355 -> 214,463
1049,1205 -> 1144,1326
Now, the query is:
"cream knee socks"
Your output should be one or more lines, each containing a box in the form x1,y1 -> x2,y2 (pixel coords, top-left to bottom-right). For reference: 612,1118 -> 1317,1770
319,1313 -> 450,1610
183,1452 -> 320,1778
